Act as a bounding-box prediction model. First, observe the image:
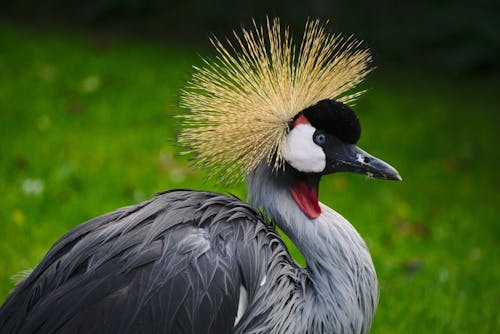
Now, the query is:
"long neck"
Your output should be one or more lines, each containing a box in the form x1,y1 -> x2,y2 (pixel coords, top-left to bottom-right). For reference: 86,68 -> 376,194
247,163 -> 378,333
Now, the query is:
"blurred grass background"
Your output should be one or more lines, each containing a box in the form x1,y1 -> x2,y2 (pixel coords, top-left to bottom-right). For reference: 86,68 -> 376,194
0,1 -> 499,332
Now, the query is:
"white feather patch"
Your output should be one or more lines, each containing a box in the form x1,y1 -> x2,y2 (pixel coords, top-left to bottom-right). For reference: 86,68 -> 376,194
234,285 -> 248,326
284,124 -> 326,173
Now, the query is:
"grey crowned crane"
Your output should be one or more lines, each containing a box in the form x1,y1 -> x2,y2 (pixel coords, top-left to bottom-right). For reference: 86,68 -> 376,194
0,19 -> 401,333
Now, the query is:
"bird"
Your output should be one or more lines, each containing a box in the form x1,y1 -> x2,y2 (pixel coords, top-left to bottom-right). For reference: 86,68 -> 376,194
0,18 -> 401,334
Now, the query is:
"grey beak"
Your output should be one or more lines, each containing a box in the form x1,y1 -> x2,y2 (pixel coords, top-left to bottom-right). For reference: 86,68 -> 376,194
325,143 -> 402,181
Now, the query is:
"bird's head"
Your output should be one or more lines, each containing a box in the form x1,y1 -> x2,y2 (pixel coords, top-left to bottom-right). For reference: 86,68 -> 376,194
285,99 -> 400,180
179,18 -> 401,217
283,99 -> 400,218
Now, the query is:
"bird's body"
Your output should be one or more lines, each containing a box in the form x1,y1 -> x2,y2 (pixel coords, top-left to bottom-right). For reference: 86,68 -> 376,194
0,164 -> 377,333
0,18 -> 400,334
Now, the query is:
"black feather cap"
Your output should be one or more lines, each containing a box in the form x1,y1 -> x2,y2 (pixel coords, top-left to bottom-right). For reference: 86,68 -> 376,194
298,99 -> 361,144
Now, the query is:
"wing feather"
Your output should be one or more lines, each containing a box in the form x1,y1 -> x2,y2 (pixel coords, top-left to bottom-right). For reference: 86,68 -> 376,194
0,190 -> 280,334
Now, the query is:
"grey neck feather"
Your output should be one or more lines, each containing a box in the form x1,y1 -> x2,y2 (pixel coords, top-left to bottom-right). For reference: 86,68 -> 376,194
247,163 -> 378,334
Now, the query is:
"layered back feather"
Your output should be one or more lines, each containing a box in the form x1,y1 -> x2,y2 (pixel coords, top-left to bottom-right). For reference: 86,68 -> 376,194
180,18 -> 372,183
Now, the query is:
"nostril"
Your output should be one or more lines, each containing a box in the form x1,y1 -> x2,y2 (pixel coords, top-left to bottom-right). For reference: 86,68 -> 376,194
356,153 -> 371,164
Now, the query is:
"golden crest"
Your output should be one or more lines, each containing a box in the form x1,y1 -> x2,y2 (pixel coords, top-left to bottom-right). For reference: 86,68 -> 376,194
180,18 -> 372,183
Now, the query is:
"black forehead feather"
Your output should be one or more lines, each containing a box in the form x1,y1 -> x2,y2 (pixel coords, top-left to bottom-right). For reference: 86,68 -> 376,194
298,99 -> 361,144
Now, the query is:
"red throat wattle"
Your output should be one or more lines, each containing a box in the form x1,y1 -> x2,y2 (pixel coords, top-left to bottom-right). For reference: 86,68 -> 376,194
291,180 -> 321,219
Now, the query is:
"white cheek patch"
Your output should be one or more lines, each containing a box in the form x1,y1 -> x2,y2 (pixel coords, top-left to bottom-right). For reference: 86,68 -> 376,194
284,124 -> 326,173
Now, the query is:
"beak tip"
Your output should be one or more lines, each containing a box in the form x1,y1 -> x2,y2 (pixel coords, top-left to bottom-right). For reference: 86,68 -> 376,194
387,170 -> 402,181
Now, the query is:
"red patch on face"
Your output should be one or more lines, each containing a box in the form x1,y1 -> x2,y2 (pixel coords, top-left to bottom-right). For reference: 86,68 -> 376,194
290,180 -> 321,219
293,114 -> 310,127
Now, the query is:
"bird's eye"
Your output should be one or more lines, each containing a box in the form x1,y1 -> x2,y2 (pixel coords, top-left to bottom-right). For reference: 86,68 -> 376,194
313,132 -> 327,146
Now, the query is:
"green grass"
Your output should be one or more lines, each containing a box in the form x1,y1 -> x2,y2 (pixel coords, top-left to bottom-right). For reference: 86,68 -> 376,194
1,22 -> 499,333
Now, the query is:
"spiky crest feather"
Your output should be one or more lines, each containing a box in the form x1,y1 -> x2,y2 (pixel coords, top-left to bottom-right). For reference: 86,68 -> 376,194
179,18 -> 372,183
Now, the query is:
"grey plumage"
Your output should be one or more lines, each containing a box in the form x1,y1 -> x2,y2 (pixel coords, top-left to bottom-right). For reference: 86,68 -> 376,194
0,190 -> 283,333
0,162 -> 379,334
